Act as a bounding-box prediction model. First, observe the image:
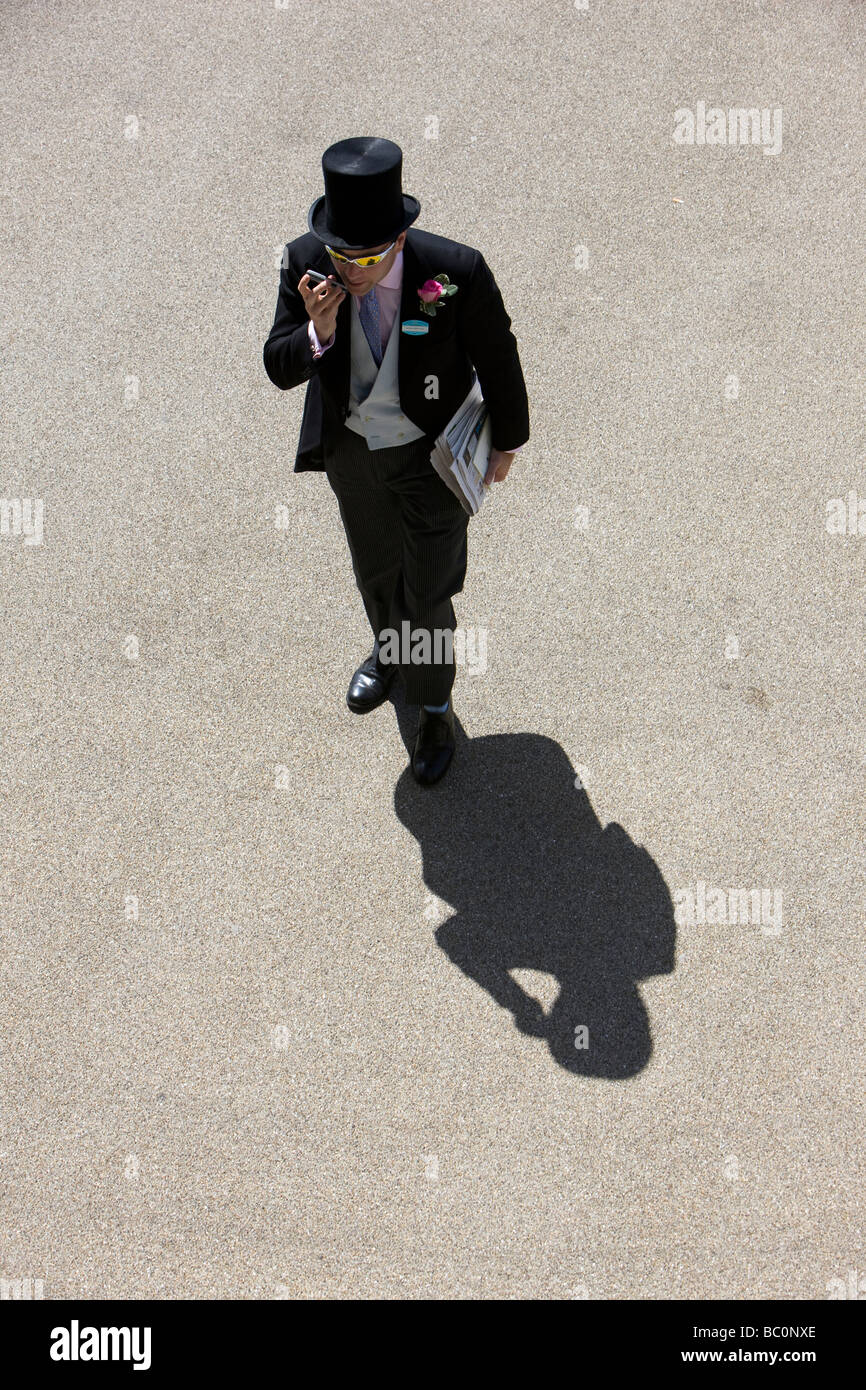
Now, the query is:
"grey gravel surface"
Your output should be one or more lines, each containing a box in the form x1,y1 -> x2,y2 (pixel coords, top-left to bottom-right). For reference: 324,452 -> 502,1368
0,0 -> 863,1299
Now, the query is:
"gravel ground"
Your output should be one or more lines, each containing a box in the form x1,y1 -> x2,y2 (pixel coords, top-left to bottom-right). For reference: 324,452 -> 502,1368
0,0 -> 863,1299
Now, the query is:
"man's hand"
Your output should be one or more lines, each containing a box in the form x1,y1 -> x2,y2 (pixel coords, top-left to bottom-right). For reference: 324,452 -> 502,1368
484,448 -> 515,486
298,272 -> 345,346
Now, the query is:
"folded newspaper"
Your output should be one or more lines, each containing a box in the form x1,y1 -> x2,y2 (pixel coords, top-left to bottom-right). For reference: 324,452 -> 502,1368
429,376 -> 492,516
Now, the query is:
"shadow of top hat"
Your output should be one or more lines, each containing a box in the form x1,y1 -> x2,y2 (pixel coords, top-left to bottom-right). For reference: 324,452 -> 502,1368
307,136 -> 421,251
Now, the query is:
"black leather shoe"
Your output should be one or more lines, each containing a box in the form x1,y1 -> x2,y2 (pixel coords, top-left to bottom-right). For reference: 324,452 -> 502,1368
346,648 -> 397,713
411,703 -> 456,786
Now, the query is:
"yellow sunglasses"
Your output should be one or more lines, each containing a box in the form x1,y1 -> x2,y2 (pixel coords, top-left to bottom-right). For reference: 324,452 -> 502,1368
325,238 -> 397,268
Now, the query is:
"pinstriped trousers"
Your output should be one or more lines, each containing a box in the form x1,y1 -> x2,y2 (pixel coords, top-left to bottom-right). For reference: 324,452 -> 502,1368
324,421 -> 470,706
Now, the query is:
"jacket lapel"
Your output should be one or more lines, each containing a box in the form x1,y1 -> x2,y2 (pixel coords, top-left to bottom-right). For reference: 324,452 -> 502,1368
398,232 -> 428,401
311,244 -> 352,405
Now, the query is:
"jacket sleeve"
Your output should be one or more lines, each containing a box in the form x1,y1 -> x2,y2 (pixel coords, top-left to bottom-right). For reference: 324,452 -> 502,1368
457,250 -> 530,452
263,246 -> 323,391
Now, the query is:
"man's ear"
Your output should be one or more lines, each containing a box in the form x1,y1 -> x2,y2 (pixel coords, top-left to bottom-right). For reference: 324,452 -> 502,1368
396,231 -> 407,250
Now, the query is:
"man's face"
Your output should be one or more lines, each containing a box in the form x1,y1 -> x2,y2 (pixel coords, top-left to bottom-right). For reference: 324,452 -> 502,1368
329,230 -> 406,294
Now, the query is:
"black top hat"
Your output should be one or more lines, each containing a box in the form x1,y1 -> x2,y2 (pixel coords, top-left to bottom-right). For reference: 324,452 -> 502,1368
307,136 -> 420,250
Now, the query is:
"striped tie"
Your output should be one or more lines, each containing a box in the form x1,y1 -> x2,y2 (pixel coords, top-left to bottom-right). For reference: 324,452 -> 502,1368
358,287 -> 382,365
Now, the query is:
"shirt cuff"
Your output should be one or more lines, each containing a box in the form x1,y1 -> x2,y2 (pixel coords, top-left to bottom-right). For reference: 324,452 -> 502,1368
308,319 -> 335,358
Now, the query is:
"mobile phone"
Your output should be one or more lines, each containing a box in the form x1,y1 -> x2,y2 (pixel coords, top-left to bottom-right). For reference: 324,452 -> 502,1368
304,268 -> 345,293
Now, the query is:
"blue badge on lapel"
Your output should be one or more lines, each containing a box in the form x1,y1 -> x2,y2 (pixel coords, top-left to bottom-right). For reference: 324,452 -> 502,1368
401,319 -> 429,336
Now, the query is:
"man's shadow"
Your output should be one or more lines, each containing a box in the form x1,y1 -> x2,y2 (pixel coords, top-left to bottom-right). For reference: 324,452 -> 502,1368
392,695 -> 676,1077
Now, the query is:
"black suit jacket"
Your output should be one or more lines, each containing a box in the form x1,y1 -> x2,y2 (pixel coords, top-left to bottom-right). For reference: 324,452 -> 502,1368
263,227 -> 530,471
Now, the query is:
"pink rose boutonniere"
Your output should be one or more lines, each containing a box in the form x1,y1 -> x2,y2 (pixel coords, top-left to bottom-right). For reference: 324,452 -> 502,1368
417,273 -> 458,317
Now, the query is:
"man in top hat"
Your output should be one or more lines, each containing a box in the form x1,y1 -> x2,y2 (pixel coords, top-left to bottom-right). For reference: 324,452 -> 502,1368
263,136 -> 529,786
